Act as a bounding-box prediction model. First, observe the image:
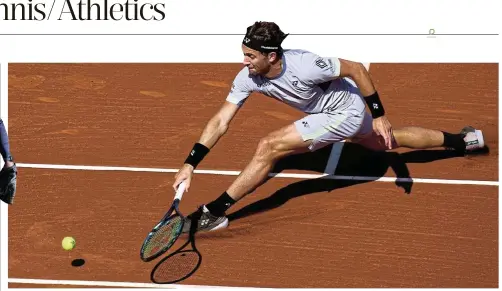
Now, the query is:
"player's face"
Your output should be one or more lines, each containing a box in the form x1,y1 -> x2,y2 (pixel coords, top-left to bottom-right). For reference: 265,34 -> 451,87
242,45 -> 272,75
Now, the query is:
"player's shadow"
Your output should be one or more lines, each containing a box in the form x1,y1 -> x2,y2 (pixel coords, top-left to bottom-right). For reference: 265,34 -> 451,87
227,142 -> 466,222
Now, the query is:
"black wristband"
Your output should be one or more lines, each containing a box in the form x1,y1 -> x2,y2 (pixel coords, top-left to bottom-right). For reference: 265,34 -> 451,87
364,91 -> 385,118
184,143 -> 210,169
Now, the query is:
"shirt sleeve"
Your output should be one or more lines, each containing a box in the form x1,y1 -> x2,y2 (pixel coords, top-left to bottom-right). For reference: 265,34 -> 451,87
301,51 -> 341,85
226,67 -> 253,107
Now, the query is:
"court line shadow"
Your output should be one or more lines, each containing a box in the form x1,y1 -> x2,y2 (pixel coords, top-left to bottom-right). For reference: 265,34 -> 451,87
227,142 -> 465,222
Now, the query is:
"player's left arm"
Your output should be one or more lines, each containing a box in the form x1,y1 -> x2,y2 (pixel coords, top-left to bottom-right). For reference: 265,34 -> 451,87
338,60 -> 374,94
305,53 -> 393,148
304,54 -> 385,119
337,58 -> 394,149
337,58 -> 385,118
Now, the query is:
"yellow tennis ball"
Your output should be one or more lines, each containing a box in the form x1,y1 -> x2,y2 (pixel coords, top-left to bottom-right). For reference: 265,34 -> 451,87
62,237 -> 76,251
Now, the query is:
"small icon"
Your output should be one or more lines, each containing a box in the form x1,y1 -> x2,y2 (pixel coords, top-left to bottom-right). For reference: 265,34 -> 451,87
427,28 -> 436,38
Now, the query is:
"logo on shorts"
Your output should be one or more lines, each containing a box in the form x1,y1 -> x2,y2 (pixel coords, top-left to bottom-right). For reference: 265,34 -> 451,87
302,121 -> 309,128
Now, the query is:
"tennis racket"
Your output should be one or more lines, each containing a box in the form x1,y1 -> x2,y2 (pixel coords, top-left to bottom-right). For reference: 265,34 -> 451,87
140,180 -> 187,262
150,208 -> 203,284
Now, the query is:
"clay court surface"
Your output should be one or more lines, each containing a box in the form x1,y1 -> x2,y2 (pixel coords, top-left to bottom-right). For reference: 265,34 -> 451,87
6,63 -> 499,288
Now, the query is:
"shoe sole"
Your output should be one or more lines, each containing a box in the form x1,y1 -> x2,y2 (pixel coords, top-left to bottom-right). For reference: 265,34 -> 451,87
474,130 -> 485,148
183,217 -> 229,234
207,217 -> 229,232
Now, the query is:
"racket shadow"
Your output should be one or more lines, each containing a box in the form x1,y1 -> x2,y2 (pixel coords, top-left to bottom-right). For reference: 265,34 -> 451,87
150,211 -> 203,284
228,142 -> 464,222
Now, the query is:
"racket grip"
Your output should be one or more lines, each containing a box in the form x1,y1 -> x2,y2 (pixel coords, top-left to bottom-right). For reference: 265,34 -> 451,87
175,181 -> 186,200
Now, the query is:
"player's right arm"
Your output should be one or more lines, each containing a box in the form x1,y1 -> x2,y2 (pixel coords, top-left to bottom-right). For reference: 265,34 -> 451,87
173,68 -> 252,192
197,101 -> 240,149
172,101 -> 240,192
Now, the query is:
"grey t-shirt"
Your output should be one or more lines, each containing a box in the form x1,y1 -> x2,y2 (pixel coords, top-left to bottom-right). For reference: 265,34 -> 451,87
226,49 -> 363,114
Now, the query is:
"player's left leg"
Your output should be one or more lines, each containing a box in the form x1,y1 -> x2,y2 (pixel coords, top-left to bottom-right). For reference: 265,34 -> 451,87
353,111 -> 485,154
393,126 -> 484,153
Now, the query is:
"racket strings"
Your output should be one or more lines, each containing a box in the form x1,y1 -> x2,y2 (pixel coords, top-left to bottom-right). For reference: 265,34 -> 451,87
142,216 -> 184,258
152,251 -> 201,283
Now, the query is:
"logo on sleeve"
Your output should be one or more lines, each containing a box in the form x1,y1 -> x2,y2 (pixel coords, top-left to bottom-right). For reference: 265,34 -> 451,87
315,57 -> 328,69
327,59 -> 336,74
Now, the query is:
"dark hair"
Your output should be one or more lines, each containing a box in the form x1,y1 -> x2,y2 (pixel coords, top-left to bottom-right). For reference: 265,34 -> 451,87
246,21 -> 288,58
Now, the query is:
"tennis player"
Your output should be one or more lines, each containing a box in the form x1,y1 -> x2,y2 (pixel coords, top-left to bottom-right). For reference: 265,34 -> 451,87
173,21 -> 486,233
0,118 -> 17,205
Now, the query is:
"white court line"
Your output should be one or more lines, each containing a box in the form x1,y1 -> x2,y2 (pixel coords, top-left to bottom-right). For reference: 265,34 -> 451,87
322,62 -> 368,175
16,163 -> 499,186
324,141 -> 345,174
8,278 -> 262,289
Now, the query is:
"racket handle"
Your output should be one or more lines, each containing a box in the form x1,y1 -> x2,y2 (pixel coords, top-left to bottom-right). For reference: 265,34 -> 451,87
174,181 -> 186,201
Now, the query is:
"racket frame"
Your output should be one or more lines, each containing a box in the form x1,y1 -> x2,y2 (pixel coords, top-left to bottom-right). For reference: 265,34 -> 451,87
150,209 -> 203,284
140,181 -> 187,262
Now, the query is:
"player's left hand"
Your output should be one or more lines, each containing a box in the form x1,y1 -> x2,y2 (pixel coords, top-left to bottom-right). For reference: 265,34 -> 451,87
373,116 -> 394,150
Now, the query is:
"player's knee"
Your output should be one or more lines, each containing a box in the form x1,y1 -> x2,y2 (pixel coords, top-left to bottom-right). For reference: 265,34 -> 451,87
255,136 -> 282,162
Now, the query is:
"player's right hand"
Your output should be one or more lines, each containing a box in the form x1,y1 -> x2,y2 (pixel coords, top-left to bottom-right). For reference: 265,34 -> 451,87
173,164 -> 194,192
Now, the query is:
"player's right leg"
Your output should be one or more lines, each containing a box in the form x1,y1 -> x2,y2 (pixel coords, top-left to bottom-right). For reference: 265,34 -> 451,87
181,122 -> 314,234
181,105 -> 367,234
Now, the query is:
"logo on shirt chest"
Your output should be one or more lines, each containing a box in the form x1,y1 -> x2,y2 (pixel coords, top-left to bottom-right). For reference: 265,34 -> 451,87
290,76 -> 309,92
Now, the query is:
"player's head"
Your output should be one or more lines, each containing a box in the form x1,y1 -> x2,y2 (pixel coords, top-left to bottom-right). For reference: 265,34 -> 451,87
241,21 -> 289,76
